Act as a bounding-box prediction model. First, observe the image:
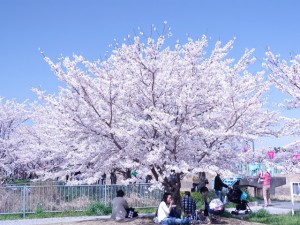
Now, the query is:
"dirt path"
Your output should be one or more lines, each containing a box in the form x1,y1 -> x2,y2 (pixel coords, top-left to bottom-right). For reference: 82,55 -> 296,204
47,217 -> 265,225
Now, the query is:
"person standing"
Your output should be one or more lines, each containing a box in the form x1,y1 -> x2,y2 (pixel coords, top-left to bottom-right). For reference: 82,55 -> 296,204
192,174 -> 200,192
200,186 -> 210,223
110,172 -> 117,184
168,170 -> 177,186
99,172 -> 106,185
199,172 -> 209,189
181,191 -> 196,216
214,172 -> 228,202
258,168 -> 272,207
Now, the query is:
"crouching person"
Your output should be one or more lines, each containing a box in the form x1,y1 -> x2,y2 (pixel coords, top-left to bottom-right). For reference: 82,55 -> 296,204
200,186 -> 224,224
208,198 -> 224,215
158,192 -> 191,224
208,198 -> 224,223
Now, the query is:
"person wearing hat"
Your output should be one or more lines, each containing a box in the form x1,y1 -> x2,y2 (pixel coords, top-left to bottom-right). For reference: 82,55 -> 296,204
111,190 -> 129,220
258,168 -> 272,207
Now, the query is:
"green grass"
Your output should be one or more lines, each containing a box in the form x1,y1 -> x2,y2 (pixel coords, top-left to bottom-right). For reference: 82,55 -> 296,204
0,202 -> 112,221
224,202 -> 237,208
220,210 -> 233,218
136,207 -> 156,214
0,211 -> 87,220
0,204 -> 155,221
245,209 -> 300,225
85,202 -> 112,216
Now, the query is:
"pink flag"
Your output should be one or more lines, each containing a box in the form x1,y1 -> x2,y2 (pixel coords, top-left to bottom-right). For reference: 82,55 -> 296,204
267,151 -> 275,159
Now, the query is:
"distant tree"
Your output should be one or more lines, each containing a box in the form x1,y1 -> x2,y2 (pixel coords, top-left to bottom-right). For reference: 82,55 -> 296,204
34,33 -> 279,204
0,98 -> 31,178
263,51 -> 300,172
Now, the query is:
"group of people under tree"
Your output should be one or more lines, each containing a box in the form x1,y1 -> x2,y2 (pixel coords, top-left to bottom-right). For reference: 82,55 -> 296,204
157,168 -> 272,224
155,171 -> 225,224
156,189 -> 224,224
109,170 -> 222,224
110,168 -> 272,224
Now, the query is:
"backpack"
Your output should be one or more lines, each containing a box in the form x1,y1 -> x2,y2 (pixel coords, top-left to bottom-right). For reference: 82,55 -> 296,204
126,207 -> 138,218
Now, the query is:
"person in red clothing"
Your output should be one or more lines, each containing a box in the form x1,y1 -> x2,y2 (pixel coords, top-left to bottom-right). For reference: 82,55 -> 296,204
258,168 -> 272,207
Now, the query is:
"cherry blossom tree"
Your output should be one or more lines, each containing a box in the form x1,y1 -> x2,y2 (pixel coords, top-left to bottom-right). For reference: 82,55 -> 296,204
263,51 -> 300,172
0,98 -> 31,179
33,33 -> 279,203
265,51 -> 300,143
241,145 -> 300,174
28,102 -> 107,182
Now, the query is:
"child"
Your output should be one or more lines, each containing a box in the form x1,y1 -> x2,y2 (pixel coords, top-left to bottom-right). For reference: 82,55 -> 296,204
200,186 -> 211,223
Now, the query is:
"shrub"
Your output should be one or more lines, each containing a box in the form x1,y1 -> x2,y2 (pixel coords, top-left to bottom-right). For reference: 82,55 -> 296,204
180,190 -> 215,209
36,203 -> 44,214
85,202 -> 112,216
34,203 -> 47,218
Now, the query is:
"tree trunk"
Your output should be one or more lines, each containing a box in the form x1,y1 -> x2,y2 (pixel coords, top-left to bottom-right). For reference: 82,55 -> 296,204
151,167 -> 183,214
162,173 -> 182,215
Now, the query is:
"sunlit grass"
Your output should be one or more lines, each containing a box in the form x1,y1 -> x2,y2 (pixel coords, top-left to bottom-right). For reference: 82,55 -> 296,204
246,209 -> 300,225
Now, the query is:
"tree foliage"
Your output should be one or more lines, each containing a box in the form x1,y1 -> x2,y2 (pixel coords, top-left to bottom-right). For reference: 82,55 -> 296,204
30,34 -> 279,185
0,98 -> 31,177
263,51 -> 300,172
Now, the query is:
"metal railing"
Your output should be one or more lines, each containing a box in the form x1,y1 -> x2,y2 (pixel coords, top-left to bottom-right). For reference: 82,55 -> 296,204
0,184 -> 163,218
237,163 -> 283,176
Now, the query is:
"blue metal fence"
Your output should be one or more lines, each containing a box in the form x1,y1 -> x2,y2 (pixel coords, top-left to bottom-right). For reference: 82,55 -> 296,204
237,163 -> 282,176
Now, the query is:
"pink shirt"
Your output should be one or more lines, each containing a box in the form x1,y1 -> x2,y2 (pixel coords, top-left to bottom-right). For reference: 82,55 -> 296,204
258,172 -> 271,186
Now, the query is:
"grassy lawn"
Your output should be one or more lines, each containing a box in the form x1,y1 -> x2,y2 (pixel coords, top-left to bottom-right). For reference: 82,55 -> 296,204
0,211 -> 87,220
1,190 -> 299,225
0,202 -> 112,220
0,206 -> 156,221
2,208 -> 300,225
246,209 -> 300,225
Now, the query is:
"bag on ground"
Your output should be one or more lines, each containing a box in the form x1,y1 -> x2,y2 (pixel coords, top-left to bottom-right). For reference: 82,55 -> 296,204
126,207 -> 138,218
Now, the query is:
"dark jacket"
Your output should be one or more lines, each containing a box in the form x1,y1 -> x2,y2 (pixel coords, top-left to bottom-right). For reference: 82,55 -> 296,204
214,175 -> 228,191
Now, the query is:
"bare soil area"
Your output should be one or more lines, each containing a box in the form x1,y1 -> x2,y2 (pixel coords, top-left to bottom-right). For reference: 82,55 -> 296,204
48,217 -> 264,225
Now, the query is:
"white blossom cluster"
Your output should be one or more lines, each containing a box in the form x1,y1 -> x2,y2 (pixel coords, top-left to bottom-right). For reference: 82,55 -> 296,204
0,98 -> 31,177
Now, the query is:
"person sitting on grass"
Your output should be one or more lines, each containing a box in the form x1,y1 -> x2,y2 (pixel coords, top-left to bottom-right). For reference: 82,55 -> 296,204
157,192 -> 191,224
181,191 -> 196,217
111,190 -> 129,221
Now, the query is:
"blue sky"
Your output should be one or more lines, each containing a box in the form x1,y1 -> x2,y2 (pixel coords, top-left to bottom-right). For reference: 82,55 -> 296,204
1,0 -> 300,148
